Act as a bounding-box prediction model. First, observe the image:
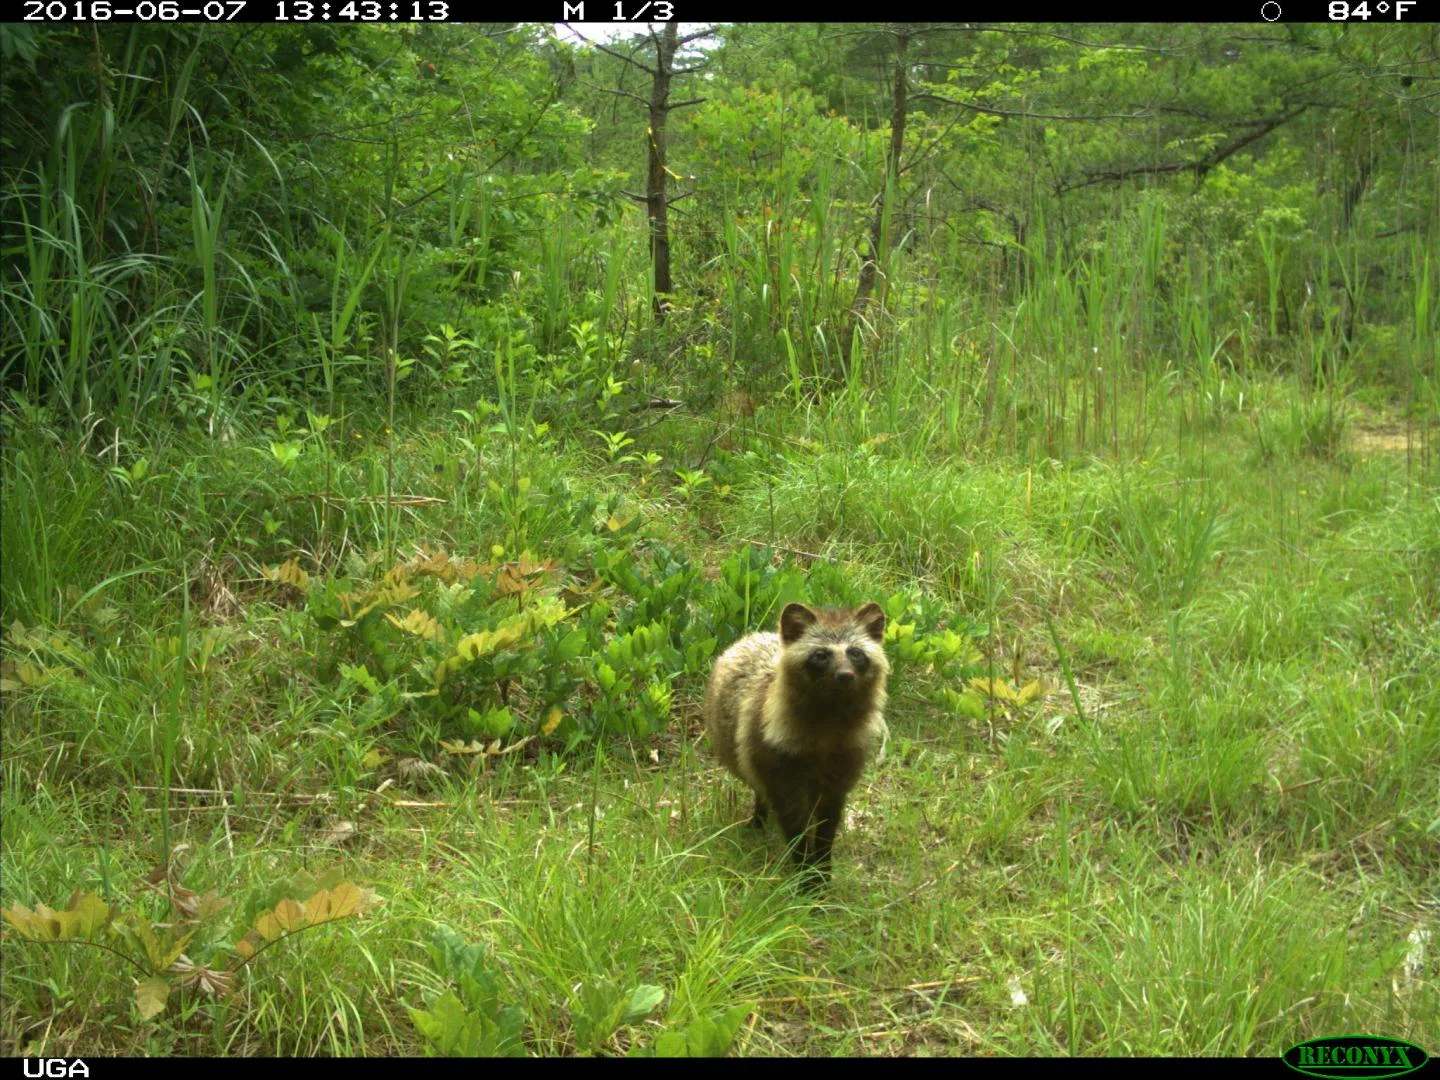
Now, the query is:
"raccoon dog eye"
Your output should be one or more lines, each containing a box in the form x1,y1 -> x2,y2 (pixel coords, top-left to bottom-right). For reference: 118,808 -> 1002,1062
807,649 -> 831,668
846,646 -> 870,670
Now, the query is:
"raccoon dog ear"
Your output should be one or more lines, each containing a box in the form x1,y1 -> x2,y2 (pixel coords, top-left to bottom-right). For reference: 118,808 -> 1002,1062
854,602 -> 886,642
779,603 -> 819,643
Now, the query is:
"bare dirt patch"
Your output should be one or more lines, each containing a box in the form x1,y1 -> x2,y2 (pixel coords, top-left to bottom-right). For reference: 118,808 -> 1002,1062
1346,405 -> 1434,456
1351,429 -> 1417,455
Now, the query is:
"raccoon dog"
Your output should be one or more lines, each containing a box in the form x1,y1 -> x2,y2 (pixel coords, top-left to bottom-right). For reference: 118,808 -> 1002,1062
703,602 -> 889,886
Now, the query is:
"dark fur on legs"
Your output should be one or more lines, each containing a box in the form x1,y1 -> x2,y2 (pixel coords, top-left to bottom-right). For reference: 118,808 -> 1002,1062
750,795 -> 769,829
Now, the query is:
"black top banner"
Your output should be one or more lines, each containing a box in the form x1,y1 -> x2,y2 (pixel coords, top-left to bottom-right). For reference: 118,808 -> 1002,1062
6,1 -> 1436,23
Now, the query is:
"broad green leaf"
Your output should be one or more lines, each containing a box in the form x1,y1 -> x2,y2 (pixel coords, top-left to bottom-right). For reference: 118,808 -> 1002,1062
63,891 -> 114,936
622,984 -> 665,1024
554,630 -> 588,662
135,975 -> 170,1019
653,1030 -> 689,1057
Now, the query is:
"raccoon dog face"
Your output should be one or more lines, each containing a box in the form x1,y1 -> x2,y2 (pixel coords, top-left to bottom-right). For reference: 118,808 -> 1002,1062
779,602 -> 888,695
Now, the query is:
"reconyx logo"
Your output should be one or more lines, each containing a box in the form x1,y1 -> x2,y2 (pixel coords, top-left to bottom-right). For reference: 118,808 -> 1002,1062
1284,1036 -> 1430,1080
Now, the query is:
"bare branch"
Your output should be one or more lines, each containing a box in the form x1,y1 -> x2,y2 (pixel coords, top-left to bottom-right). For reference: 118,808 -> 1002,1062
396,181 -> 451,213
563,24 -> 657,75
582,80 -> 650,106
1055,107 -> 1306,194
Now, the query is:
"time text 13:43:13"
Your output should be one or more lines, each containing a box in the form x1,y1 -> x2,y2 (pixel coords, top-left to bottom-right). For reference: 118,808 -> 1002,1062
275,0 -> 450,20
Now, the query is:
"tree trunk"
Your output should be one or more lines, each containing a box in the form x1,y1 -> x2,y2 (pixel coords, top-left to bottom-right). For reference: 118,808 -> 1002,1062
840,28 -> 909,380
646,22 -> 679,318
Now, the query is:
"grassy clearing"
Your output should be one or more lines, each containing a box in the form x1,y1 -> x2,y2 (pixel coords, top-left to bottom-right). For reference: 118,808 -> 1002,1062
3,370 -> 1436,1056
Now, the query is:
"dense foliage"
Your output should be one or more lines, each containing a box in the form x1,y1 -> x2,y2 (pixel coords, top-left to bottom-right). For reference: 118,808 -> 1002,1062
2,23 -> 1434,422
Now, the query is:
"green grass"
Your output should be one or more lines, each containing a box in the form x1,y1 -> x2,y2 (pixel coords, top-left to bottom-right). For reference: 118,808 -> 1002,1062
3,370 -> 1436,1057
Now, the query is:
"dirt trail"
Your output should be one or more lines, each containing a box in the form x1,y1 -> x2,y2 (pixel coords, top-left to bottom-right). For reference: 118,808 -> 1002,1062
1347,407 -> 1433,457
1351,428 -> 1418,454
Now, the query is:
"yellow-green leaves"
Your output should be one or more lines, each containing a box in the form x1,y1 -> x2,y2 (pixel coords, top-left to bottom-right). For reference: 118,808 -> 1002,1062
3,890 -> 113,940
4,878 -> 378,1022
387,607 -> 446,642
887,620 -> 982,668
262,557 -> 310,593
233,882 -> 379,962
339,579 -> 420,624
433,596 -> 572,689
113,911 -> 196,972
970,677 -> 1049,705
135,976 -> 171,1020
452,596 -> 569,663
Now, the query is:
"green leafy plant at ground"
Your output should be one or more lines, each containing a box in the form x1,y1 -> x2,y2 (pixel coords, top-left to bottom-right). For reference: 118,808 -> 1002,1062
409,927 -> 526,1056
408,929 -> 750,1057
3,868 -> 379,1021
295,537 -> 980,759
568,977 -> 665,1055
644,1003 -> 754,1058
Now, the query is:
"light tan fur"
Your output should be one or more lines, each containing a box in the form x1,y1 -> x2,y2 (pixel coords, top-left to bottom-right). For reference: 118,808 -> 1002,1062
703,602 -> 890,885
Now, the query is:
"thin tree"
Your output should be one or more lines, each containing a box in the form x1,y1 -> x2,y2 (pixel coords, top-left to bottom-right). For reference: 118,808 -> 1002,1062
570,22 -> 712,319
841,25 -> 911,379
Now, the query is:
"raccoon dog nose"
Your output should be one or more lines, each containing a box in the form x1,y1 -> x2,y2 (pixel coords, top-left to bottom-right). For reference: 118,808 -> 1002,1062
835,669 -> 855,682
